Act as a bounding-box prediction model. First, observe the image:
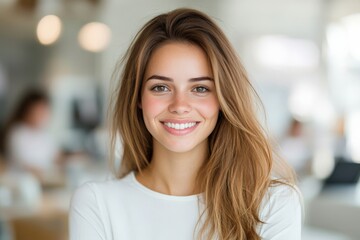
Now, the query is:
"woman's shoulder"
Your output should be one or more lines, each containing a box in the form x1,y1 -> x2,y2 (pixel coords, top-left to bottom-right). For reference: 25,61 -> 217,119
257,181 -> 303,239
70,171 -> 134,206
69,172 -> 135,239
267,181 -> 302,199
260,180 -> 303,221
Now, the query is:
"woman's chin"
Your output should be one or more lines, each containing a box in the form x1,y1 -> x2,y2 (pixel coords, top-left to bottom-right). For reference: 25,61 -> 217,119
163,145 -> 196,154
159,139 -> 206,154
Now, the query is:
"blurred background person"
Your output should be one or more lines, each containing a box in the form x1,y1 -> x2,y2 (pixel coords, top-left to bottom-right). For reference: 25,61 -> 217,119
0,89 -> 61,181
279,118 -> 313,177
333,116 -> 351,162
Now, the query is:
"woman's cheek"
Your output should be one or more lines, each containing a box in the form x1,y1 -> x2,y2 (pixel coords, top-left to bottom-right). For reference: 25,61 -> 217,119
142,95 -> 167,117
196,97 -> 220,117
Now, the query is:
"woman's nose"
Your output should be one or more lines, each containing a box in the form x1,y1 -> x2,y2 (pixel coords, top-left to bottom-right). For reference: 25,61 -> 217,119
168,93 -> 192,115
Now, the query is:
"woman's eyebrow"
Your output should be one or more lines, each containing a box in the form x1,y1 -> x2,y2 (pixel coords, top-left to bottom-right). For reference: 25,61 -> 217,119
146,75 -> 214,82
146,75 -> 172,81
189,77 -> 214,82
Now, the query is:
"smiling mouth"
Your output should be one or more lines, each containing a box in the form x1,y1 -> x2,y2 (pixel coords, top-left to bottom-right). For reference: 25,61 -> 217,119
164,122 -> 195,130
160,120 -> 200,136
160,121 -> 200,130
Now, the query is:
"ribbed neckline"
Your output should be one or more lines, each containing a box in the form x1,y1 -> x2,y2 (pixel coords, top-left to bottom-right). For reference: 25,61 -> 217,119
128,171 -> 202,201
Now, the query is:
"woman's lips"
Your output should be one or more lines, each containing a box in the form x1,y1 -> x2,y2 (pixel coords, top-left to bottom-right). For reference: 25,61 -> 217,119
160,120 -> 200,136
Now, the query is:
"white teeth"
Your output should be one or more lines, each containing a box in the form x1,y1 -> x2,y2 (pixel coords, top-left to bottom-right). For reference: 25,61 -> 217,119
164,122 -> 197,130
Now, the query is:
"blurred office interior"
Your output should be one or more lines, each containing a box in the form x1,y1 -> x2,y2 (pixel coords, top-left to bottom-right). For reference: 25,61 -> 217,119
1,0 -> 360,239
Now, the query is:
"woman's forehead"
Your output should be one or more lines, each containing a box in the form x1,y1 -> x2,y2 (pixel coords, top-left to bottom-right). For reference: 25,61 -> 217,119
144,42 -> 213,80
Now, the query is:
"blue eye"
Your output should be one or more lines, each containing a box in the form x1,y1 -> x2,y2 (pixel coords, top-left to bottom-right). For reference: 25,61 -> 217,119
151,85 -> 169,92
193,86 -> 209,93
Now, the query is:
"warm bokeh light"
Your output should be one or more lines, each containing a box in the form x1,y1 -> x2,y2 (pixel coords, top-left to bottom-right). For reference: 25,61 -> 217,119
36,15 -> 62,45
78,22 -> 111,52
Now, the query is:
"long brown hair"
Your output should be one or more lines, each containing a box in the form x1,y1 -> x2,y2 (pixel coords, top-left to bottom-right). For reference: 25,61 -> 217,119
109,8 -> 295,240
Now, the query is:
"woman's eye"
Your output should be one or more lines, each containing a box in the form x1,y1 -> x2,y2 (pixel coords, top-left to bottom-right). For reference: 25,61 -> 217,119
151,85 -> 169,92
193,86 -> 209,93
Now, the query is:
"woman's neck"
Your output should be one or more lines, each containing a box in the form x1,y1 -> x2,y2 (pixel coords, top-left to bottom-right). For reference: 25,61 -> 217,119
136,139 -> 208,196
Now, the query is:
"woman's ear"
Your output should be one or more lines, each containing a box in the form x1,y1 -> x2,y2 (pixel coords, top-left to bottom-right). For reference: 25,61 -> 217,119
138,101 -> 142,109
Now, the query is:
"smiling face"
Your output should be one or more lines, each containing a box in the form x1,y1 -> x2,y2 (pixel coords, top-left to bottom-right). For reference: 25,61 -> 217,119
140,42 -> 220,153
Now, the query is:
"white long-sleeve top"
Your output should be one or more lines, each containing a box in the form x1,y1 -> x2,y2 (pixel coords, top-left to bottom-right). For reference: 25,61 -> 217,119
69,171 -> 302,240
7,124 -> 59,171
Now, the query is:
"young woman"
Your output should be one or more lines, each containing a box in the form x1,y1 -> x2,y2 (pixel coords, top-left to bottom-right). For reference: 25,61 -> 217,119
70,8 -> 302,240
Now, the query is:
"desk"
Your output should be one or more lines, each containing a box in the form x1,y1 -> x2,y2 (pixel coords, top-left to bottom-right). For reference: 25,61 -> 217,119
302,178 -> 360,240
0,158 -> 108,240
0,189 -> 71,240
